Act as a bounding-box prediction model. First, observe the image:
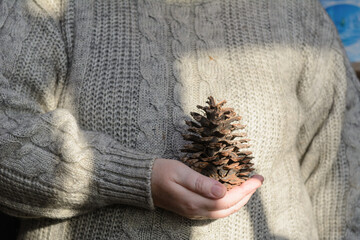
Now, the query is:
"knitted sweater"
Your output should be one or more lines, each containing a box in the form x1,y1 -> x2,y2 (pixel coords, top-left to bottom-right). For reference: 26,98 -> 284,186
0,0 -> 359,239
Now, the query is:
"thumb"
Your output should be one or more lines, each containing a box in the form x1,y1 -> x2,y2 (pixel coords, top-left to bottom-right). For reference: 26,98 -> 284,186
176,165 -> 226,199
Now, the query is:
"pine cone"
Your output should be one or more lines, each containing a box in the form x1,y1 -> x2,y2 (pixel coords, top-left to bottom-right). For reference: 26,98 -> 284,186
181,96 -> 254,190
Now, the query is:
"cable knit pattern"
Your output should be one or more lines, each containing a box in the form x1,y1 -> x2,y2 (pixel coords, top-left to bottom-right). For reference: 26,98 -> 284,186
0,0 -> 15,28
137,0 -> 170,155
0,0 -> 359,239
0,0 -> 155,219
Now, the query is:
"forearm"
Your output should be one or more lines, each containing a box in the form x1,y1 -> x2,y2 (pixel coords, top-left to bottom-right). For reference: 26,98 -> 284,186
0,107 -> 156,218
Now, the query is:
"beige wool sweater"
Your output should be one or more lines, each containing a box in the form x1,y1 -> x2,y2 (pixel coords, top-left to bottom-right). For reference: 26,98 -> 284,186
0,0 -> 360,239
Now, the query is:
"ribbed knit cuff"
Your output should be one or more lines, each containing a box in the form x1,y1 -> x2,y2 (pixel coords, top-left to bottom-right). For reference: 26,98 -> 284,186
94,148 -> 156,210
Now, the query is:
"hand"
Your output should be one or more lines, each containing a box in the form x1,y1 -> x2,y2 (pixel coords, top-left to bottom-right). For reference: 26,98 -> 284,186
151,158 -> 264,219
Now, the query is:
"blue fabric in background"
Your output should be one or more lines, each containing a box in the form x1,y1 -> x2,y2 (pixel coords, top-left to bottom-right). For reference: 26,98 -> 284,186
320,0 -> 360,62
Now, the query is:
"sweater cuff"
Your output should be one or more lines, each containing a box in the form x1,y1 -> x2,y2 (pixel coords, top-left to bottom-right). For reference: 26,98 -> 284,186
93,147 -> 156,210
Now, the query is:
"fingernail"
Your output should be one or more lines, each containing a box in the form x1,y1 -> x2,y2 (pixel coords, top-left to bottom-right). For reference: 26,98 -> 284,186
211,184 -> 225,198
252,174 -> 264,183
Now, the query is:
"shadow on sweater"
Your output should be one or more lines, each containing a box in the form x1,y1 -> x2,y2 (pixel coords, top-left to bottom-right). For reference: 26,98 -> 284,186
0,212 -> 19,240
5,0 -> 348,240
190,191 -> 290,240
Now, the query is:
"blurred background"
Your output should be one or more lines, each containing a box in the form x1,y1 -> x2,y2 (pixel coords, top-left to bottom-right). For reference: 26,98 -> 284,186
320,0 -> 360,78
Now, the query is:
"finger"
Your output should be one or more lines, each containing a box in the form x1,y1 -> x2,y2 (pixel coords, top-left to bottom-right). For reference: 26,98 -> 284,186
188,189 -> 256,220
155,180 -> 213,217
159,175 -> 262,219
205,175 -> 263,211
205,189 -> 257,219
174,165 -> 227,199
156,179 -> 241,218
173,174 -> 263,216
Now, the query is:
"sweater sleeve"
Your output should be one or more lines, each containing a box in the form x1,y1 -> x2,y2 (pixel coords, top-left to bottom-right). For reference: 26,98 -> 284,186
341,51 -> 360,239
0,0 -> 155,219
298,35 -> 360,238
